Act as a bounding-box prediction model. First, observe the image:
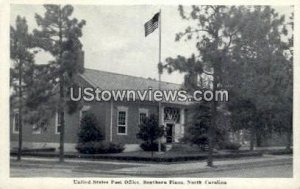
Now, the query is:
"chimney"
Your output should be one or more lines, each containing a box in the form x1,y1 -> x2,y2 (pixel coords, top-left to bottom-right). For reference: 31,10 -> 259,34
77,50 -> 84,73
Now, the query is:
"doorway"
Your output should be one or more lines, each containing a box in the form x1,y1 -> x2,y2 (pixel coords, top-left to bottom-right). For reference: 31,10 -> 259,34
166,123 -> 174,143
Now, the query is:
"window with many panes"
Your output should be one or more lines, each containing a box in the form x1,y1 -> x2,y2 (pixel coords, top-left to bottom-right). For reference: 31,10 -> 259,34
117,107 -> 127,135
79,105 -> 90,123
32,120 -> 45,134
139,108 -> 148,124
164,107 -> 180,123
13,112 -> 19,134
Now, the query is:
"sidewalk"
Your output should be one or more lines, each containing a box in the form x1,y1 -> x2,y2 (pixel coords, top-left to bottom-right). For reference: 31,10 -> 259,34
84,154 -> 292,176
11,154 -> 292,177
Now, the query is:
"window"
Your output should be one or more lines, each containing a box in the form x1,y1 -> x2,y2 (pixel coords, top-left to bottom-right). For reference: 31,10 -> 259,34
80,110 -> 88,124
117,107 -> 128,135
32,121 -> 45,134
79,105 -> 91,123
32,125 -> 41,134
139,108 -> 149,124
139,113 -> 147,124
13,112 -> 19,134
164,107 -> 180,123
55,112 -> 62,134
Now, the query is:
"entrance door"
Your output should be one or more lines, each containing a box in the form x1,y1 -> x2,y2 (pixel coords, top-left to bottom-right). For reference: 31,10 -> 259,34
166,123 -> 174,143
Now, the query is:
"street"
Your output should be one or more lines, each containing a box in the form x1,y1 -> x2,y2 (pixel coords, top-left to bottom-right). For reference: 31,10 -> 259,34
181,164 -> 292,177
11,163 -> 292,178
11,167 -> 125,177
10,156 -> 292,178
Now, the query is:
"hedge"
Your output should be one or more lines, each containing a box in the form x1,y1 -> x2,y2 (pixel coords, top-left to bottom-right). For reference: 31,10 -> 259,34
76,141 -> 124,154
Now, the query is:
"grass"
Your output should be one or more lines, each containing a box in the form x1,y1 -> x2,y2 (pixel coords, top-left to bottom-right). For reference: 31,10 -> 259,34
10,143 -> 266,162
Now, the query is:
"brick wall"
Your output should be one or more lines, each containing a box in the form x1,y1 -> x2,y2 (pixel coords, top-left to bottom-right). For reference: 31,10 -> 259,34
111,101 -> 158,144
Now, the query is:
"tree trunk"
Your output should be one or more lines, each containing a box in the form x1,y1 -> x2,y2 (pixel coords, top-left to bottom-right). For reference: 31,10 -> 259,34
59,76 -> 65,162
236,130 -> 240,144
17,61 -> 23,161
249,123 -> 255,151
207,118 -> 215,167
286,127 -> 292,150
207,70 -> 217,167
151,140 -> 154,158
256,129 -> 262,147
58,7 -> 65,162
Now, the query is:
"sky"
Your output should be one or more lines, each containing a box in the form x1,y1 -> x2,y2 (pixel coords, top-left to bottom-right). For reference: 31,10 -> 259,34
10,5 -> 293,84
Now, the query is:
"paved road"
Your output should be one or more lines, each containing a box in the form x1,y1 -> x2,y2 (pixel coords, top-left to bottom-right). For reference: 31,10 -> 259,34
11,164 -> 292,178
11,167 -> 125,177
10,158 -> 292,178
180,164 -> 292,178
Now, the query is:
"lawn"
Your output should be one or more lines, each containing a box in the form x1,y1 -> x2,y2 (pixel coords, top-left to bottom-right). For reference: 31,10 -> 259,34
11,143 -> 265,162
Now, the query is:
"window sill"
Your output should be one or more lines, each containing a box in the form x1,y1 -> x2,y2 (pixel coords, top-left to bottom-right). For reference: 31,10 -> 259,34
116,133 -> 127,136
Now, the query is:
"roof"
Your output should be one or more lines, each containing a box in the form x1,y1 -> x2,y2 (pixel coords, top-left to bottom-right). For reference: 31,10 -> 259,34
79,68 -> 191,106
80,68 -> 182,91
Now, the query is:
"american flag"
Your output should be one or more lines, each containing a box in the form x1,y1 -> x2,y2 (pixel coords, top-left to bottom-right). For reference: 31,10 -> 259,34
144,12 -> 160,37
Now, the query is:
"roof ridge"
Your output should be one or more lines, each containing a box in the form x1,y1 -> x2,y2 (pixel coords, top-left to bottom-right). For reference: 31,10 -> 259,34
84,68 -> 182,86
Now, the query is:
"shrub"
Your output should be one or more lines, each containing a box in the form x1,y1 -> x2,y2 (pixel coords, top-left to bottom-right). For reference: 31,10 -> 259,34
76,142 -> 96,154
181,134 -> 209,151
78,113 -> 103,143
136,114 -> 164,153
222,142 -> 241,150
76,141 -> 125,154
76,112 -> 124,154
140,142 -> 166,152
107,142 -> 126,153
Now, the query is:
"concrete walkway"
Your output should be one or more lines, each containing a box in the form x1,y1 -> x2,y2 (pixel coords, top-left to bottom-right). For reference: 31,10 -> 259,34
86,154 -> 292,176
11,154 -> 292,177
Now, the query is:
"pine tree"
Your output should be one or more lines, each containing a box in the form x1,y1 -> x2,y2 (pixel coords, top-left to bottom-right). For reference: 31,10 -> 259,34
33,4 -> 86,162
226,7 -> 293,150
164,5 -> 293,165
165,5 -> 240,167
10,16 -> 35,161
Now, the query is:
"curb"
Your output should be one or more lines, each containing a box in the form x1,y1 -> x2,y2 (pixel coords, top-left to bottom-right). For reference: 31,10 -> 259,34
10,151 -> 264,163
72,158 -> 292,176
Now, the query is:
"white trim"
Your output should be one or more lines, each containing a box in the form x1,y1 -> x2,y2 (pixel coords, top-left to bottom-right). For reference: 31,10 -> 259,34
180,108 -> 185,124
117,106 -> 128,111
138,108 -> 149,124
79,110 -> 82,123
79,105 -> 90,122
161,106 -> 165,126
139,108 -> 149,115
117,106 -> 128,135
110,101 -> 113,141
12,112 -> 19,134
82,105 -> 91,111
55,112 -> 61,135
180,108 -> 185,137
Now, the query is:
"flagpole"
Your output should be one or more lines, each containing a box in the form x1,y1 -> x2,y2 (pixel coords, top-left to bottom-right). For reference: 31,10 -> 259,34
159,9 -> 161,64
158,9 -> 162,153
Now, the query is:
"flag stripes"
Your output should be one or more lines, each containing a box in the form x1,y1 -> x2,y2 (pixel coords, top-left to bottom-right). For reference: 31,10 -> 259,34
144,12 -> 160,37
